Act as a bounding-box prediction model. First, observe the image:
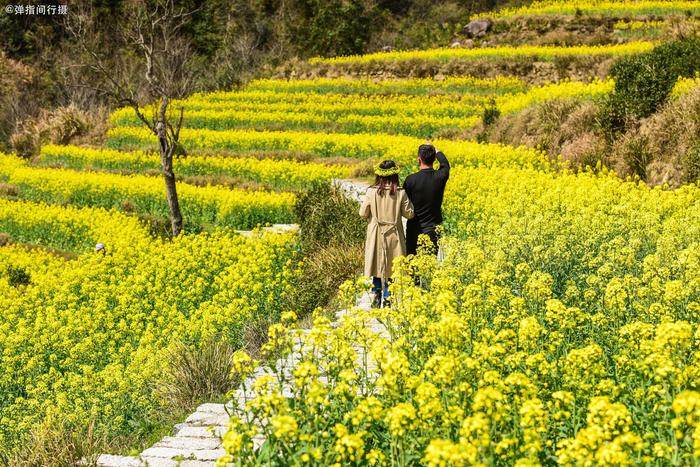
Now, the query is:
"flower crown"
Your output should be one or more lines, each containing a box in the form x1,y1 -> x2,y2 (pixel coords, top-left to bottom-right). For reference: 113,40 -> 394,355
374,162 -> 401,177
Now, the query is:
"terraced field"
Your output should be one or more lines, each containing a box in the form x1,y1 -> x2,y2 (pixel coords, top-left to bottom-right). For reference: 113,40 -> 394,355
3,0 -> 700,465
477,0 -> 700,20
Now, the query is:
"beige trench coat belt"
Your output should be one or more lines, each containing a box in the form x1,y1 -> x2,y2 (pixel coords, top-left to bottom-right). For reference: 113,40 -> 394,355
377,219 -> 398,283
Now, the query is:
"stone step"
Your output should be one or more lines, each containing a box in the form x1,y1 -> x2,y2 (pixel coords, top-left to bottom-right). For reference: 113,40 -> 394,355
139,458 -> 214,467
183,411 -> 230,427
96,454 -> 141,467
94,271 -> 378,466
174,425 -> 228,438
139,446 -> 225,461
152,436 -> 221,450
195,402 -> 229,414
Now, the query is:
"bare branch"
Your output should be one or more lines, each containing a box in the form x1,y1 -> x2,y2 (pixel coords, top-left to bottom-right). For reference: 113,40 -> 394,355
175,106 -> 184,141
67,0 -> 191,236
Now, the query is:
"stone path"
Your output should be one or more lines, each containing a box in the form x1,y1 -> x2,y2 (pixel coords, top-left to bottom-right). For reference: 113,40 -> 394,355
96,292 -> 382,467
235,223 -> 298,237
96,180 -> 373,467
95,405 -> 229,466
333,178 -> 370,203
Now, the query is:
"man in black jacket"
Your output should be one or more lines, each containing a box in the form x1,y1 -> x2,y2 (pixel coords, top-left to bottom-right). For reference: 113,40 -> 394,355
403,142 -> 450,256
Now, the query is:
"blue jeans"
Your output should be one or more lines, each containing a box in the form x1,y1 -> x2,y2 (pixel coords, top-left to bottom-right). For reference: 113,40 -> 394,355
372,277 -> 390,298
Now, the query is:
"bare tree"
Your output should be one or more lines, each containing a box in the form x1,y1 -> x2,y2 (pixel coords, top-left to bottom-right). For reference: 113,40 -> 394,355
66,0 -> 200,236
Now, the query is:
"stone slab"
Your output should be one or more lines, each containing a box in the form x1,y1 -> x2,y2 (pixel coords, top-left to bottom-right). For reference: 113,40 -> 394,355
174,425 -> 228,438
153,436 -> 221,450
140,446 -> 225,461
184,411 -> 230,426
139,458 -> 215,467
95,454 -> 141,467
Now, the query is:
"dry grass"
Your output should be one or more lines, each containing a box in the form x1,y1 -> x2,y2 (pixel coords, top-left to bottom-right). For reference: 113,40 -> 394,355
175,150 -> 362,167
6,241 -> 79,261
0,234 -> 81,261
616,85 -> 700,185
70,106 -> 112,147
9,122 -> 42,158
9,104 -> 96,158
181,175 -> 270,191
480,79 -> 700,186
137,213 -> 174,238
47,105 -> 89,145
5,419 -> 106,467
120,199 -> 136,213
156,338 -> 237,413
661,15 -> 700,42
489,97 -> 602,165
274,56 -> 612,85
560,132 -> 609,169
684,142 -> 700,182
288,244 -> 364,315
0,183 -> 18,197
184,149 -> 316,162
0,233 -> 13,247
351,160 -> 377,178
647,157 -> 684,186
490,16 -> 621,47
242,316 -> 274,358
611,132 -> 655,181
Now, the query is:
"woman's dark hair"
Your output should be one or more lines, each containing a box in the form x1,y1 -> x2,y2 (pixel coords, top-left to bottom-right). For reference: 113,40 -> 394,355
373,160 -> 399,196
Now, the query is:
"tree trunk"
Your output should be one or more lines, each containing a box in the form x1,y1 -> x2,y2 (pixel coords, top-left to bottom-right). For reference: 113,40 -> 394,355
157,96 -> 183,236
161,147 -> 183,236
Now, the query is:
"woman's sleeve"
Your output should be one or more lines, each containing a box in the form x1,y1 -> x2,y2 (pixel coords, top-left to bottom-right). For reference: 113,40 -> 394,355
401,190 -> 414,220
359,190 -> 372,219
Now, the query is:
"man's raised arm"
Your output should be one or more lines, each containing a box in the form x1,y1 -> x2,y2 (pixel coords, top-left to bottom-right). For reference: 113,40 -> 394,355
436,150 -> 450,181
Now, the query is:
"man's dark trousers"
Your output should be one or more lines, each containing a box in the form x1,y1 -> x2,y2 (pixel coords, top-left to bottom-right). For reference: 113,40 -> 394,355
406,225 -> 438,256
403,150 -> 450,256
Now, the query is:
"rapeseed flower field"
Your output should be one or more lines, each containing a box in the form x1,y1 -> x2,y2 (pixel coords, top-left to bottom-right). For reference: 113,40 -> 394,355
2,2 -> 699,463
476,1 -> 700,20
220,163 -> 700,465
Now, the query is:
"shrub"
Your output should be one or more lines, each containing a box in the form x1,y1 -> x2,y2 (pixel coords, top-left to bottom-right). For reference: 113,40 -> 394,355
5,264 -> 30,288
614,132 -> 654,180
294,182 -> 365,252
482,99 -> 501,127
286,0 -> 376,57
600,38 -> 700,135
683,141 -> 700,183
288,244 -> 364,316
290,182 -> 366,314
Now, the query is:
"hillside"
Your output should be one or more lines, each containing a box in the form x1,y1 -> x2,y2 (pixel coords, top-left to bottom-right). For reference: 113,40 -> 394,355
1,1 -> 700,466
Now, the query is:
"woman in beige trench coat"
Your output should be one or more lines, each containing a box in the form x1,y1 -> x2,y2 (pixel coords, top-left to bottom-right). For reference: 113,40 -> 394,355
360,160 -> 414,308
